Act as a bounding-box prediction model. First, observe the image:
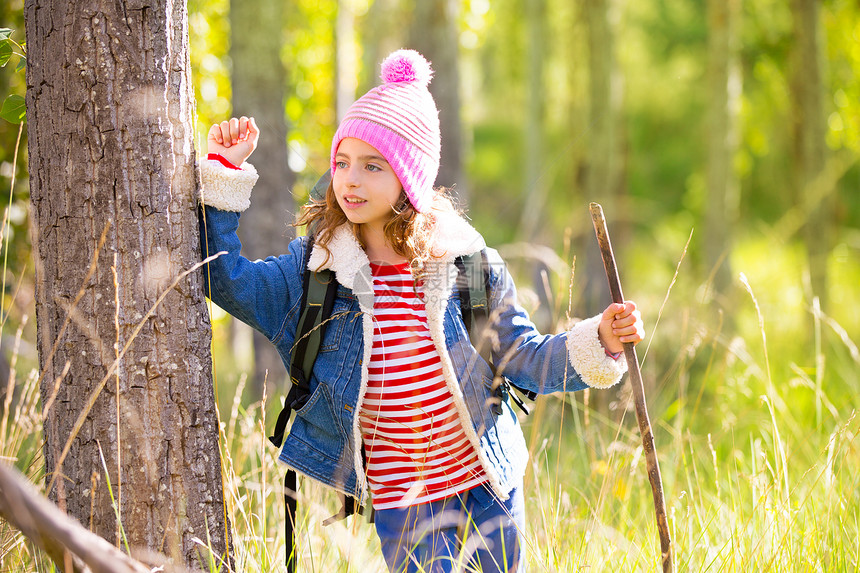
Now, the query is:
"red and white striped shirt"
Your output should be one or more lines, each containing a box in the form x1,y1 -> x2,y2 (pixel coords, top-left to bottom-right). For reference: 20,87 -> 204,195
359,261 -> 487,510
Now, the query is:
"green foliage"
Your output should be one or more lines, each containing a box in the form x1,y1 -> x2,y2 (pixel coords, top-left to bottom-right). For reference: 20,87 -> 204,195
188,0 -> 231,144
0,93 -> 24,124
824,0 -> 860,154
0,23 -> 30,361
0,43 -> 12,68
0,25 -> 26,86
283,0 -> 338,198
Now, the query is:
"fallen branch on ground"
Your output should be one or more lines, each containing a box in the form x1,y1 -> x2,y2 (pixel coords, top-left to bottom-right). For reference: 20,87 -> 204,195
0,461 -> 152,573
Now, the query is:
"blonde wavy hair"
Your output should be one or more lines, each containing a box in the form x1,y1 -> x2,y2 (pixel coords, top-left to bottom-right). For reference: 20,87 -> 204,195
295,182 -> 459,276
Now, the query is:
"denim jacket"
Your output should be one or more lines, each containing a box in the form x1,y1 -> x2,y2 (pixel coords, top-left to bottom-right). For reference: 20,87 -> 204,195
199,160 -> 626,504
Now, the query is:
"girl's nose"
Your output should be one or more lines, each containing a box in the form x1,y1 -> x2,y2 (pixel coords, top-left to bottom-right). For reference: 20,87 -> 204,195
344,166 -> 360,187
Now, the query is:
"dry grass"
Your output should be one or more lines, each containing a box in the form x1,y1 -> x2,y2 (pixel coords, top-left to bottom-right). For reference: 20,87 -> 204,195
2,220 -> 858,572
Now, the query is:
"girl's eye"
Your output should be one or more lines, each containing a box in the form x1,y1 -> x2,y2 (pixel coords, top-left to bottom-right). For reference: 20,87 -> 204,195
366,164 -> 382,172
335,161 -> 348,169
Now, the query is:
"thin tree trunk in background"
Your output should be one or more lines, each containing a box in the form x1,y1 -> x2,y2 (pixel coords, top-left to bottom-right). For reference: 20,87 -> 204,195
409,0 -> 468,204
519,0 -> 547,242
231,0 -> 295,399
705,0 -> 740,303
790,0 -> 830,308
519,0 -> 554,333
336,0 -> 358,122
25,0 -> 230,568
360,0 -> 403,95
582,0 -> 624,317
580,0 -> 626,417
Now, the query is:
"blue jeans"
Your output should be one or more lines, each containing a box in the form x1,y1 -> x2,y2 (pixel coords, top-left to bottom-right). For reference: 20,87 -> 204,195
374,483 -> 526,572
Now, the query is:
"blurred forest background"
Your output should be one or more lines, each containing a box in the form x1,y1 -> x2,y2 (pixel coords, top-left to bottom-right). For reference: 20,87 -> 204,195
1,0 -> 859,570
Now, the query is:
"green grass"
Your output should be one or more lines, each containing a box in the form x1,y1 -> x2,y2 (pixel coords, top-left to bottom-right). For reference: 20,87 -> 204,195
2,235 -> 859,572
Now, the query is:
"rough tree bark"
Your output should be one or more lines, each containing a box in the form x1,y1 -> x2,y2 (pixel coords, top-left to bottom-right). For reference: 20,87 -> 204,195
230,0 -> 295,399
25,0 -> 230,569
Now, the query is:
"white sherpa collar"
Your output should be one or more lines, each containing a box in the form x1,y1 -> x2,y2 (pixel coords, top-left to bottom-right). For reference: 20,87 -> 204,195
306,204 -> 486,290
425,207 -> 487,263
307,224 -> 368,291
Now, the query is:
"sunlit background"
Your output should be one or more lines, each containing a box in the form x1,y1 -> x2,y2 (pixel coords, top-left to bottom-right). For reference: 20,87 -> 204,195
1,0 -> 859,570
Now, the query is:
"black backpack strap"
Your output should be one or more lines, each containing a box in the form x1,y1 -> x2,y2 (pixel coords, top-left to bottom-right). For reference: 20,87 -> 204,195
455,251 -> 490,340
268,237 -> 337,449
268,235 -> 338,570
456,250 -> 536,415
454,256 -> 472,335
284,469 -> 298,573
293,266 -> 337,393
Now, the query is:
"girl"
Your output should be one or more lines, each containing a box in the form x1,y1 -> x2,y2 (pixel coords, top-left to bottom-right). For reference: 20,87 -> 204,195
200,50 -> 643,572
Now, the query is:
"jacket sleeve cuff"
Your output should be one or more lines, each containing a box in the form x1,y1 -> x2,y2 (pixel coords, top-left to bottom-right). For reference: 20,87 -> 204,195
199,158 -> 259,212
566,314 -> 628,389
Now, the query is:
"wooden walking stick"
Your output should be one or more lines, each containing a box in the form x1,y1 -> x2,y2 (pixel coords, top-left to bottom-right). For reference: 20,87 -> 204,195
589,202 -> 674,573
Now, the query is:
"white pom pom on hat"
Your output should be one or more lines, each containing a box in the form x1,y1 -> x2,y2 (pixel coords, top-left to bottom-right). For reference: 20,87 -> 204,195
331,49 -> 441,213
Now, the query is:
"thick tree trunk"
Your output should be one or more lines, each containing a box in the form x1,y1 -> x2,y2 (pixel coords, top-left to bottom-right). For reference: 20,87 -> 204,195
230,0 -> 294,399
705,0 -> 740,302
790,0 -> 830,307
25,1 -> 230,569
409,0 -> 468,203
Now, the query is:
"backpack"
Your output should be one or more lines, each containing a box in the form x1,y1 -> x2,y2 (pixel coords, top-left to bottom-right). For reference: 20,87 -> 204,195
268,196 -> 535,571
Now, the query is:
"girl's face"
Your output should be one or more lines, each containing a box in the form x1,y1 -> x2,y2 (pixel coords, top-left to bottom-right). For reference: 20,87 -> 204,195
332,138 -> 404,231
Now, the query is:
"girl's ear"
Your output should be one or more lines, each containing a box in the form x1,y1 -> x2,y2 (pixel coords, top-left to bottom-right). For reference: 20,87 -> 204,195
392,192 -> 411,214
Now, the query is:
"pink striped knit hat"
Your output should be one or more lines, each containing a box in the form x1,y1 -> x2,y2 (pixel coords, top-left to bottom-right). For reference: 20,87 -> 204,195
331,49 -> 440,213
